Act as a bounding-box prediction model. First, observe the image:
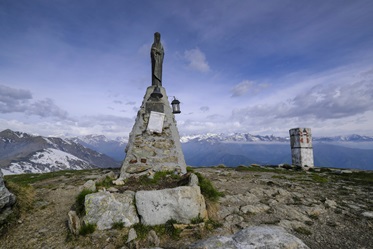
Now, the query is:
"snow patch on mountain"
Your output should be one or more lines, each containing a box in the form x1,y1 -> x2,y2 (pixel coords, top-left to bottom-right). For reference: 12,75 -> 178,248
180,133 -> 289,144
29,148 -> 87,166
3,148 -> 93,175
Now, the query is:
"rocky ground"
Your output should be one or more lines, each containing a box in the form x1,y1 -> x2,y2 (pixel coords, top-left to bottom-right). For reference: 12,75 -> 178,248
1,166 -> 373,248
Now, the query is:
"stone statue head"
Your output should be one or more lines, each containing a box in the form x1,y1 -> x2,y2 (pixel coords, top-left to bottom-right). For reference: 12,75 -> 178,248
154,32 -> 161,43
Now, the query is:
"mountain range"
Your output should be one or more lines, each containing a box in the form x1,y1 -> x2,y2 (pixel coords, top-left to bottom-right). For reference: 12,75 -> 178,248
0,129 -> 120,174
1,129 -> 373,174
72,132 -> 373,170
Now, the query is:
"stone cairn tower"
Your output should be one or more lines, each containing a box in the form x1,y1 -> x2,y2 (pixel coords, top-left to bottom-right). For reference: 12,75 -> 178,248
119,32 -> 187,179
289,128 -> 314,169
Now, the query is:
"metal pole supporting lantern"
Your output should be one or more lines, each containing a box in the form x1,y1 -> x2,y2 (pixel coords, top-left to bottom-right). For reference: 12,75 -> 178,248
171,97 -> 181,114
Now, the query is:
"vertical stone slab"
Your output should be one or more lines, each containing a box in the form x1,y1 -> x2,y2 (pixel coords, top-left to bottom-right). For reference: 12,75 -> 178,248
120,85 -> 187,179
0,169 -> 16,224
289,128 -> 314,168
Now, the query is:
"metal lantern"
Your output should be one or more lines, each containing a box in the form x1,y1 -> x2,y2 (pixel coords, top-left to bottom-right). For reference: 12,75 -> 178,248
171,97 -> 181,114
151,86 -> 163,99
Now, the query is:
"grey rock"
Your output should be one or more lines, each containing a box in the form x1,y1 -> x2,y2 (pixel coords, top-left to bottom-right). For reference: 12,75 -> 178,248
244,193 -> 260,203
84,191 -> 139,230
278,219 -> 308,231
303,205 -> 326,217
188,173 -> 199,186
274,205 -> 311,222
113,179 -> 125,186
220,193 -> 259,206
324,199 -> 337,209
188,225 -> 310,249
224,214 -> 244,227
82,180 -> 96,192
136,186 -> 207,225
147,230 -> 160,247
218,205 -> 240,219
240,203 -> 270,214
127,228 -> 137,243
341,170 -> 353,174
362,211 -> 373,218
126,164 -> 152,174
0,169 -> 16,222
103,244 -> 116,249
67,210 -> 81,235
107,187 -> 119,193
96,171 -> 117,184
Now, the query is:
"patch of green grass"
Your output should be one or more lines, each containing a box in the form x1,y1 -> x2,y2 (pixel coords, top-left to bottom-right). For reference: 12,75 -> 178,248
205,219 -> 223,230
133,223 -> 151,239
191,215 -> 204,224
0,181 -> 36,236
136,170 -> 181,186
75,189 -> 94,216
4,169 -> 94,186
95,176 -> 113,189
164,219 -> 181,239
112,221 -> 124,230
187,167 -> 224,202
5,181 -> 35,214
334,171 -> 373,185
310,174 -> 328,183
195,172 -> 224,202
235,165 -> 250,171
186,166 -> 194,173
153,171 -> 180,181
79,223 -> 96,236
133,219 -> 181,240
237,165 -> 301,174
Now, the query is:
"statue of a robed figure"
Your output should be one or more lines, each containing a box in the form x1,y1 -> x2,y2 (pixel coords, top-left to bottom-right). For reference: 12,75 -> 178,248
151,32 -> 164,86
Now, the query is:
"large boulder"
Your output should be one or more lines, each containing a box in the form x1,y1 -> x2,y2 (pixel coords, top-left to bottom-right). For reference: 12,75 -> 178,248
189,225 -> 310,249
0,170 -> 16,223
136,185 -> 207,225
83,191 -> 139,230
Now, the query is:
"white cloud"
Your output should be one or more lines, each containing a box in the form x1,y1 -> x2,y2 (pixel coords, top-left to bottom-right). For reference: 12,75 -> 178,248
232,79 -> 373,121
231,80 -> 270,97
0,85 -> 68,119
184,48 -> 210,73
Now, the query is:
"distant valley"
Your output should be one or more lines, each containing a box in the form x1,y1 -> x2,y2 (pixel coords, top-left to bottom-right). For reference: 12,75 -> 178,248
73,132 -> 373,170
1,129 -> 373,175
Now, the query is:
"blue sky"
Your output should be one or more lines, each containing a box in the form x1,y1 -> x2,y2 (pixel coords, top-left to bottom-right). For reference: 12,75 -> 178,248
1,0 -> 373,138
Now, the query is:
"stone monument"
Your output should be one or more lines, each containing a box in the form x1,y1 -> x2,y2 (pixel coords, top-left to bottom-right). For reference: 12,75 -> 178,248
119,32 -> 187,179
289,128 -> 314,169
71,34 -> 207,233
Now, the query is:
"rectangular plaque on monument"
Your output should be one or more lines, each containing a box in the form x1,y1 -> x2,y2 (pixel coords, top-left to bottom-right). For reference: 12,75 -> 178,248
147,111 -> 165,133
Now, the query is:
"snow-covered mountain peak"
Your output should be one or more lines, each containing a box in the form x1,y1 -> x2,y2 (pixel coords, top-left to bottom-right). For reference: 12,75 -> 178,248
77,134 -> 110,145
6,148 -> 94,175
